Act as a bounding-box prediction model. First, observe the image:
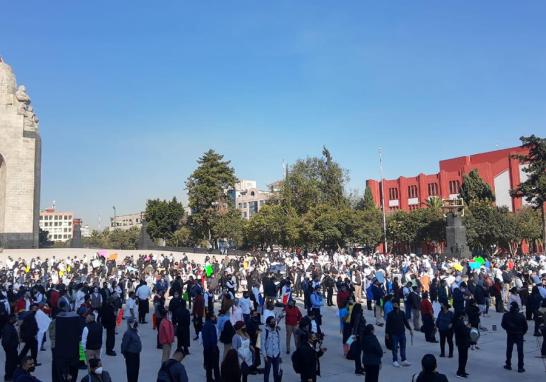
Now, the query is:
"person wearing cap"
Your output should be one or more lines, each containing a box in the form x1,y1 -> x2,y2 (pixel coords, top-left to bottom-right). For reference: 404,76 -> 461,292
501,301 -> 528,373
412,354 -> 448,382
121,318 -> 142,382
2,314 -> 19,381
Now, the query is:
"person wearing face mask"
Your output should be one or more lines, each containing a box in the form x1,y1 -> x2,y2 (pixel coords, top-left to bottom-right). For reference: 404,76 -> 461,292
121,318 -> 142,382
385,301 -> 412,368
232,321 -> 253,382
263,316 -> 282,382
80,358 -> 112,382
13,356 -> 42,382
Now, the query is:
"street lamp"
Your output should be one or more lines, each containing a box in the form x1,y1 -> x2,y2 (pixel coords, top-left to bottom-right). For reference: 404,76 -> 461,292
379,148 -> 388,254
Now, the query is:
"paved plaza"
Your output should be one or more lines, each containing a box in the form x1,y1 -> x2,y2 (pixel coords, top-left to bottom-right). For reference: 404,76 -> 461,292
0,267 -> 543,381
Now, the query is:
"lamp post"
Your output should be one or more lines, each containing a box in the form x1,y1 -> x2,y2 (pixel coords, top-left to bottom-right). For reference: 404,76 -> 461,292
379,148 -> 388,254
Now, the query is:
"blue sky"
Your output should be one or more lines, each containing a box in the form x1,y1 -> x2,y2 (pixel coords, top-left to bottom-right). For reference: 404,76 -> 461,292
2,1 -> 545,229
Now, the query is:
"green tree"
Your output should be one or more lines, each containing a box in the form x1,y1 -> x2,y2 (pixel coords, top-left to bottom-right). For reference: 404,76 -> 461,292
463,201 -> 504,254
426,196 -> 443,209
186,150 -> 237,245
511,135 -> 546,245
168,226 -> 192,247
355,185 -> 377,210
387,211 -> 419,254
145,198 -> 185,243
212,208 -> 245,247
39,228 -> 52,248
515,207 -> 543,252
244,204 -> 284,249
460,169 -> 495,205
281,148 -> 348,215
108,227 -> 140,249
351,208 -> 382,250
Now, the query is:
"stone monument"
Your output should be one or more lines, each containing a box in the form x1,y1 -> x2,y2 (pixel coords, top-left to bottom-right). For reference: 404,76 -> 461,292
443,199 -> 471,259
0,58 -> 41,248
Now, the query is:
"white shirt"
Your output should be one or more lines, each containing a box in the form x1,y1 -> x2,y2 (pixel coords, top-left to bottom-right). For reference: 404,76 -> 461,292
125,297 -> 137,318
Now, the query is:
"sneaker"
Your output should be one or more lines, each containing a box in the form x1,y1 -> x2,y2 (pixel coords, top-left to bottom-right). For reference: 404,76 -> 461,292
393,361 -> 401,367
517,368 -> 525,373
456,373 -> 467,379
401,360 -> 411,367
503,365 -> 512,371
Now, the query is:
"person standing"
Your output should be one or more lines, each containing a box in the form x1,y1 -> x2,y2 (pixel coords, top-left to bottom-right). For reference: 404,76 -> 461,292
124,291 -> 137,321
121,318 -> 142,382
158,307 -> 175,363
361,324 -> 383,382
2,314 -> 19,381
501,302 -> 528,373
135,280 -> 151,324
453,313 -> 470,378
13,356 -> 43,382
420,292 -> 437,343
81,313 -> 102,362
371,280 -> 385,326
221,349 -> 242,382
309,286 -> 323,326
101,298 -> 117,356
385,301 -> 412,367
263,316 -> 282,382
435,303 -> 454,358
284,299 -> 302,354
18,304 -> 40,365
157,348 -> 188,382
202,313 -> 221,382
298,332 -> 326,382
192,289 -> 205,340
174,300 -> 191,355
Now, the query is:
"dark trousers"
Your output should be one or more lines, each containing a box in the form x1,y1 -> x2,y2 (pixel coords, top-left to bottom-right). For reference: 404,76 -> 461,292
19,338 -> 38,363
327,288 -> 333,306
194,317 -> 203,337
204,346 -> 220,382
542,328 -> 546,356
505,335 -> 524,369
3,346 -> 18,380
124,352 -> 140,382
311,308 -> 322,326
423,314 -> 436,341
439,329 -> 454,356
364,364 -> 380,382
138,299 -> 148,323
105,326 -> 115,352
264,356 -> 281,382
457,344 -> 468,374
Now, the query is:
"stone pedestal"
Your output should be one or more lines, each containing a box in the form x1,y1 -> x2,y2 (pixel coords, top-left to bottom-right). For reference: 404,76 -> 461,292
137,221 -> 155,250
0,58 -> 41,249
445,213 -> 471,259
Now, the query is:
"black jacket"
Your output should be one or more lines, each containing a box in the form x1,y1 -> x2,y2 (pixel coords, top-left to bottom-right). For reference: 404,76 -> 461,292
85,322 -> 103,350
101,304 -> 116,329
453,318 -> 470,347
20,313 -> 38,342
299,342 -> 324,380
385,309 -> 411,336
501,310 -> 528,337
1,322 -> 19,349
361,334 -> 383,366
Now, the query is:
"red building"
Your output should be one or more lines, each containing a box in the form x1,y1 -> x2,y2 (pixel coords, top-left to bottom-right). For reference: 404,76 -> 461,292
366,146 -> 530,213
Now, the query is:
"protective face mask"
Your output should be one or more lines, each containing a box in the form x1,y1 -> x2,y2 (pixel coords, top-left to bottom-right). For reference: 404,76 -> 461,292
94,367 -> 103,374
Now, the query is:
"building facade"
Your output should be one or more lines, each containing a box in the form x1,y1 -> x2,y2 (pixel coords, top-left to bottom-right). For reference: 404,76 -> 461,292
110,212 -> 144,231
366,146 -> 529,213
0,58 -> 41,248
228,180 -> 271,219
39,208 -> 74,242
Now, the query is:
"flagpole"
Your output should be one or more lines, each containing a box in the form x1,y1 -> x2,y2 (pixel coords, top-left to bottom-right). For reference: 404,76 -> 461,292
379,148 -> 388,254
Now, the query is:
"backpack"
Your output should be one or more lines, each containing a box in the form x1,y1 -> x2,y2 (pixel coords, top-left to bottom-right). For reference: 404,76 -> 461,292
291,347 -> 304,374
157,359 -> 178,382
219,321 -> 235,344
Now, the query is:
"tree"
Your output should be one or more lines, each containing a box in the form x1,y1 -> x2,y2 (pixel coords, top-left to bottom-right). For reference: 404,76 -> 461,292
169,226 -> 192,247
511,135 -> 546,246
460,169 -> 495,205
245,204 -> 284,249
351,208 -> 382,250
145,198 -> 185,243
355,185 -> 377,211
281,148 -> 349,215
186,150 -> 237,245
108,227 -> 140,249
212,208 -> 245,247
426,196 -> 443,209
463,201 -> 504,255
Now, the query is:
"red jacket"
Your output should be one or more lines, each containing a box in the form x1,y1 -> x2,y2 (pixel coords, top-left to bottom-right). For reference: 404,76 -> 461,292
159,318 -> 175,345
193,294 -> 205,318
284,305 -> 302,326
420,299 -> 433,316
337,290 -> 351,309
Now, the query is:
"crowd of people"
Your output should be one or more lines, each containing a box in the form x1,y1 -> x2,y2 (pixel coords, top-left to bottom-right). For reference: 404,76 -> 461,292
0,249 -> 545,382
